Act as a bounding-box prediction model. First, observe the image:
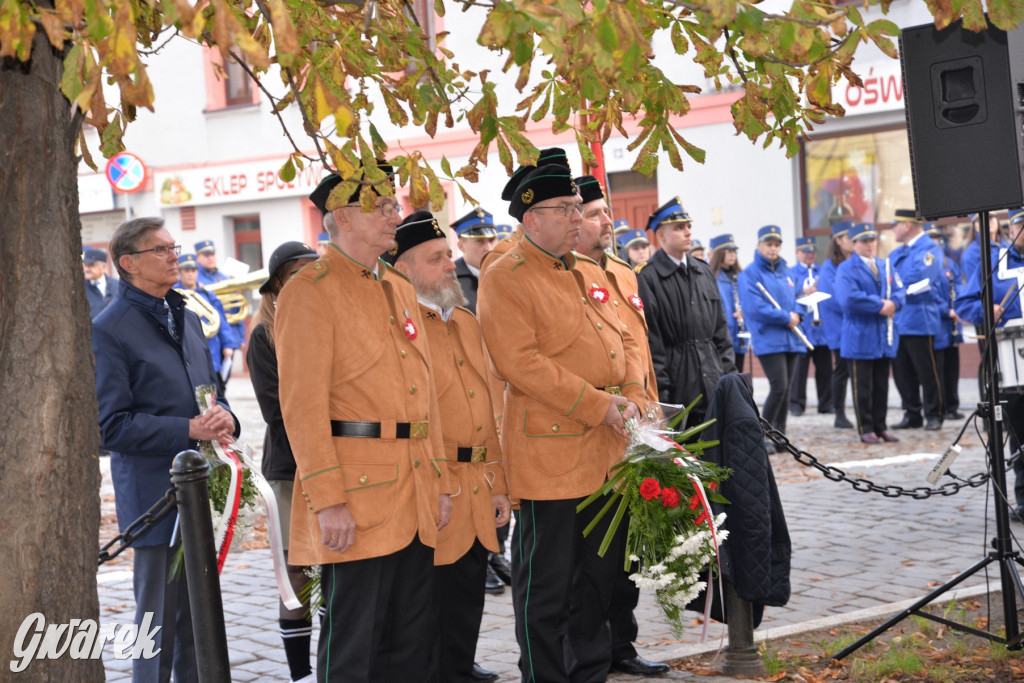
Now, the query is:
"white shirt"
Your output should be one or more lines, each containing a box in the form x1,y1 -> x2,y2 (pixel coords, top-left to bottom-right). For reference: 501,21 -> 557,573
418,296 -> 453,322
666,252 -> 687,269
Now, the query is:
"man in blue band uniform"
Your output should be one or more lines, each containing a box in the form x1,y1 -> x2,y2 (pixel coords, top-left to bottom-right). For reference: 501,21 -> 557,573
83,245 -> 118,319
833,223 -> 905,443
194,239 -> 247,364
925,222 -> 965,421
635,197 -> 737,423
789,236 -> 832,416
618,228 -> 652,267
176,253 -> 240,393
316,231 -> 332,256
817,220 -> 855,429
453,208 -> 498,314
889,209 -> 947,430
478,165 -> 646,682
956,207 -> 1024,521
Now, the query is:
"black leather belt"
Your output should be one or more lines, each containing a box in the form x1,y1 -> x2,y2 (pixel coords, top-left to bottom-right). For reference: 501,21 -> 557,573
330,420 -> 429,439
456,446 -> 488,463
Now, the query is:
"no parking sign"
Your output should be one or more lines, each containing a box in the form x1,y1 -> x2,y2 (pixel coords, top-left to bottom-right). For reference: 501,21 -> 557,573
105,152 -> 147,194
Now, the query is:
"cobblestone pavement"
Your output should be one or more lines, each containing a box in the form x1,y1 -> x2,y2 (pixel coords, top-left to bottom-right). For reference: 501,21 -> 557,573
97,375 -> 1013,681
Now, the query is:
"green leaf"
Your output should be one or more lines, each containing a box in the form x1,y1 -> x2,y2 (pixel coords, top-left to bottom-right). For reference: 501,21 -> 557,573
279,157 -> 296,183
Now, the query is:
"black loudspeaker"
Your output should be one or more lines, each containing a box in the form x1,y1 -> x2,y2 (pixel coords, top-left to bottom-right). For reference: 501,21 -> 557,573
900,19 -> 1024,220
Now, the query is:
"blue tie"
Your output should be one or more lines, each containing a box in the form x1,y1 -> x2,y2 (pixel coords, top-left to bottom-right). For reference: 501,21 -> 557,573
164,301 -> 180,344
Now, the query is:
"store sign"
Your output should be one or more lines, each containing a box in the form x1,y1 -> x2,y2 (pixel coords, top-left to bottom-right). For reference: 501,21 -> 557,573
79,174 -> 115,213
153,159 -> 329,207
832,60 -> 904,116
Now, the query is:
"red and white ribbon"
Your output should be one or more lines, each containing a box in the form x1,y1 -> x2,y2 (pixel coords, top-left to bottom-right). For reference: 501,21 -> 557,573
211,440 -> 243,574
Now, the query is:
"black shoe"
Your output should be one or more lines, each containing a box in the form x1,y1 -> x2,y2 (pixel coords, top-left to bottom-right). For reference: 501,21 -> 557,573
763,440 -> 776,454
859,433 -> 881,444
944,410 -> 965,420
488,551 -> 512,586
470,663 -> 499,681
834,416 -> 854,429
893,415 -> 923,429
1013,507 -> 1024,523
484,566 -> 505,595
790,406 -> 805,417
924,417 -> 943,431
818,406 -> 835,414
611,656 -> 670,676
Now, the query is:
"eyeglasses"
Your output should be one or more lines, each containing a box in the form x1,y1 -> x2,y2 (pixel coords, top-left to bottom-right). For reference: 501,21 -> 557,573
127,244 -> 182,258
344,202 -> 403,218
530,203 -> 584,218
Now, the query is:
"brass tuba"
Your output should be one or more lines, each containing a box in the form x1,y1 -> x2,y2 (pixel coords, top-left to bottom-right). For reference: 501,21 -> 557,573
205,269 -> 269,326
175,288 -> 221,339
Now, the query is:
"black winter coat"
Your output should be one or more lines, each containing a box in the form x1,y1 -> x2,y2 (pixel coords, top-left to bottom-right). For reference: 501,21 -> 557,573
635,249 -> 737,416
686,374 -> 791,626
455,257 -> 479,314
246,322 -> 298,481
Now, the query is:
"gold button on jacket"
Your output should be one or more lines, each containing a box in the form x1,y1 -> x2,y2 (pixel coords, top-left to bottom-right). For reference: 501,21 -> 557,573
276,245 -> 451,566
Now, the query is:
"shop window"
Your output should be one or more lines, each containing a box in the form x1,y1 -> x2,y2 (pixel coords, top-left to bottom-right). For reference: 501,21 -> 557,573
801,127 -> 914,235
204,46 -> 259,111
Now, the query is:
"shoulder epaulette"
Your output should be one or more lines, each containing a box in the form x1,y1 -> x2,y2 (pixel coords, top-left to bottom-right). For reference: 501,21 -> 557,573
607,251 -> 630,268
309,259 -> 330,283
634,261 -> 649,275
382,260 -> 411,282
575,253 -> 599,266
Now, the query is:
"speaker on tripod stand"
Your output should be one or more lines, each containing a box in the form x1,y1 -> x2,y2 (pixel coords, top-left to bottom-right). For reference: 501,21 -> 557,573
834,17 -> 1024,659
901,18 -> 1024,220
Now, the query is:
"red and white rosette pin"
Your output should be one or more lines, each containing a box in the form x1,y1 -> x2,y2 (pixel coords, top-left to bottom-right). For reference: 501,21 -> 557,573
588,283 -> 609,304
628,293 -> 644,311
403,308 -> 418,340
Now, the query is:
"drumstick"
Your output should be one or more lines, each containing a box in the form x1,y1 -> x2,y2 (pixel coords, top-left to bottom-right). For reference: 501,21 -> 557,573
755,282 -> 815,351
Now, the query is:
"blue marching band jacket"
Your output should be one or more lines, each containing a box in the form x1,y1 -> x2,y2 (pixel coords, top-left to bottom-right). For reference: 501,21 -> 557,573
716,270 -> 749,356
737,251 -> 805,355
956,244 -> 1024,330
788,261 -> 828,350
889,235 -> 947,338
834,255 -> 906,360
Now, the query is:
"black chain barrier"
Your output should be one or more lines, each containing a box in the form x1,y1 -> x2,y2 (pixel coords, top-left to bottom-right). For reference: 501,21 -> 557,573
761,418 -> 990,499
98,488 -> 177,565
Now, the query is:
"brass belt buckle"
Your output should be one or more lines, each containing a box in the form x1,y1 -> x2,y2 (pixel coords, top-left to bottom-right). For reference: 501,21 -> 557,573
471,445 -> 487,463
410,420 -> 429,439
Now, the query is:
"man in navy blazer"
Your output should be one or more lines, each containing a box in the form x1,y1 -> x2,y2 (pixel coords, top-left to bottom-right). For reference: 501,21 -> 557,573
83,246 -> 117,319
93,217 -> 239,683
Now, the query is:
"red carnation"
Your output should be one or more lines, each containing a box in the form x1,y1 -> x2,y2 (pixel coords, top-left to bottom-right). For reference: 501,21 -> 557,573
639,478 -> 661,500
660,487 -> 680,508
708,482 -> 718,491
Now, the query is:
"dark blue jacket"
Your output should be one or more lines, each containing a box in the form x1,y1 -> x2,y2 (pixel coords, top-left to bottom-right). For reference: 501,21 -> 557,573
891,234 -> 949,337
716,269 -> 748,356
960,237 -> 1006,289
816,258 -> 844,350
934,255 -> 961,350
788,261 -> 828,347
86,276 -> 118,320
93,280 -> 239,547
738,252 -> 804,355
956,245 -> 1024,328
835,256 -> 905,360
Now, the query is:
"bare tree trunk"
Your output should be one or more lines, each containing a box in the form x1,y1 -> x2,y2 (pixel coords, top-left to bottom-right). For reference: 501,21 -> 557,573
0,19 -> 104,683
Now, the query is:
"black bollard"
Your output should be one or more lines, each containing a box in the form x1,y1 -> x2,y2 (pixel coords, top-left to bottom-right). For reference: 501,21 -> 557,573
721,581 -> 764,677
171,450 -> 232,683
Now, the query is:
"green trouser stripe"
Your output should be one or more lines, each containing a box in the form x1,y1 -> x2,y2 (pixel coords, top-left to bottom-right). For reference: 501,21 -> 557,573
523,502 -> 536,681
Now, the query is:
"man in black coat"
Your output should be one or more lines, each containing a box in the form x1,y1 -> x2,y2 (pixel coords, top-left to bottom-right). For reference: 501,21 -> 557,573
452,207 -> 498,314
83,246 -> 118,319
635,198 -> 737,422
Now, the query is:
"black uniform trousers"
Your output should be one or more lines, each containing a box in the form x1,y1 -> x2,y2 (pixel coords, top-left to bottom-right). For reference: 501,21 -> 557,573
512,494 -> 624,683
132,544 -> 198,683
759,352 -> 800,435
831,349 -> 850,419
431,539 -> 488,682
318,538 -> 434,682
893,335 -> 944,420
849,358 -> 891,435
939,346 -> 961,415
735,352 -> 746,374
789,344 -> 833,413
